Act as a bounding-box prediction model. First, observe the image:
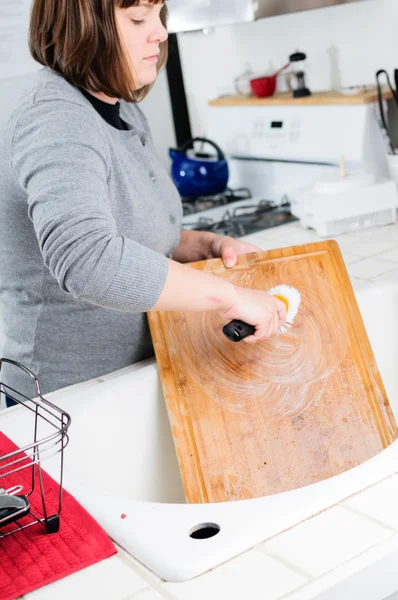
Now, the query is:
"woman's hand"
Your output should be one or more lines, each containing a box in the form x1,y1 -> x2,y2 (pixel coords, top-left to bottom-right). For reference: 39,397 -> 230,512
155,259 -> 287,344
208,234 -> 259,268
172,230 -> 260,266
221,287 -> 287,344
167,231 -> 286,344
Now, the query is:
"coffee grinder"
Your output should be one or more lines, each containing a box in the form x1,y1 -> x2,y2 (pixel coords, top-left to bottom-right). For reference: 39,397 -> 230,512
289,51 -> 311,98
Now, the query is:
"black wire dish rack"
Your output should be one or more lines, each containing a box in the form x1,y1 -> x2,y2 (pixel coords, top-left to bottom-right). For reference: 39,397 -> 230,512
0,358 -> 71,538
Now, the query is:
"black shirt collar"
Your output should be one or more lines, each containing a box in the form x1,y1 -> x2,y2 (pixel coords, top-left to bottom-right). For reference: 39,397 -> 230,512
80,89 -> 130,131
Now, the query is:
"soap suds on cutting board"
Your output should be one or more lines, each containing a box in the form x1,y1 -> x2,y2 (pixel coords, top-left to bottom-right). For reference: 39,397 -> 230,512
176,267 -> 348,418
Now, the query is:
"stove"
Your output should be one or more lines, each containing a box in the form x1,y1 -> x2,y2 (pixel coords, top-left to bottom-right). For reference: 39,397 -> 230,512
196,99 -> 392,240
181,187 -> 252,217
181,190 -> 298,238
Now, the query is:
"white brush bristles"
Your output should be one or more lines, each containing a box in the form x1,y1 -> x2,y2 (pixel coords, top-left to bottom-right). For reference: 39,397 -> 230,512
268,284 -> 301,335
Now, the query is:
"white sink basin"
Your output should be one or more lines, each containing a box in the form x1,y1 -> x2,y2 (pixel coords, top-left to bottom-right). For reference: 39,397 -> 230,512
2,281 -> 398,582
62,367 -> 185,504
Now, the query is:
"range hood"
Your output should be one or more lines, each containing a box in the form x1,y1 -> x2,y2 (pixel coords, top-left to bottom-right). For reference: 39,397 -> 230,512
167,0 -> 369,34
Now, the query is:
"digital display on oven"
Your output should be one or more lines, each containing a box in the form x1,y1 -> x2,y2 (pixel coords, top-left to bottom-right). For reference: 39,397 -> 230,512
271,121 -> 283,129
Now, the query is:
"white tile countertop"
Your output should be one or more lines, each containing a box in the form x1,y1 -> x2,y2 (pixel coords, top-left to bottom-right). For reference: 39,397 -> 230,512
11,220 -> 398,600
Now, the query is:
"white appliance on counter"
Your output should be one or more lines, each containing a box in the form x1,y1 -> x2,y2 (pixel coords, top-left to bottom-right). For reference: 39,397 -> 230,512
204,100 -> 398,237
293,168 -> 398,237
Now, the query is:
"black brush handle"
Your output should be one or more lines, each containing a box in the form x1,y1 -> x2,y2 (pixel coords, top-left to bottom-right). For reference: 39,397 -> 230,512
223,320 -> 255,342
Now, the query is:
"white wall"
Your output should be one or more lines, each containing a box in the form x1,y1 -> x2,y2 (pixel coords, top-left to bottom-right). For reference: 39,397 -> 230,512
0,72 -> 39,127
140,69 -> 176,170
0,0 -> 38,78
1,0 -> 397,166
177,0 -> 398,138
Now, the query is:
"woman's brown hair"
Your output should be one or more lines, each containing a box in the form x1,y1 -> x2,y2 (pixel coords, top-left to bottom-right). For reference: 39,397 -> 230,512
29,0 -> 168,102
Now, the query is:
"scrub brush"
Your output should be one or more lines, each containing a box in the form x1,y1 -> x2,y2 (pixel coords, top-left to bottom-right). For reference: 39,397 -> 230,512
223,284 -> 301,342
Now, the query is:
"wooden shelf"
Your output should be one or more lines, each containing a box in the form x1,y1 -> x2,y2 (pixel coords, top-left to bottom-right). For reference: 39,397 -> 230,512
209,88 -> 392,107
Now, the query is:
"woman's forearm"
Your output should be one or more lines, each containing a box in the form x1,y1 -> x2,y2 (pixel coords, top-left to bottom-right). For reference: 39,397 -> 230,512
151,258 -> 287,343
152,258 -> 238,313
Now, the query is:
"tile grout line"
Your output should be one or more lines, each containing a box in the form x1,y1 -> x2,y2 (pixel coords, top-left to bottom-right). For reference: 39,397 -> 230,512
275,576 -> 318,600
245,475 -> 396,552
122,583 -> 179,600
349,257 -> 398,265
250,476 -> 398,590
254,545 -> 315,581
275,536 -> 398,600
150,581 -> 181,600
337,472 -> 398,507
348,262 -> 398,277
339,502 -> 398,534
122,586 -> 152,600
371,251 -> 398,260
116,550 -> 165,589
122,579 -> 180,600
114,550 -> 179,600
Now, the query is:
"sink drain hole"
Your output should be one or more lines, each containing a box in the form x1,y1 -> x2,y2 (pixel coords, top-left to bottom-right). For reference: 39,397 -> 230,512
189,523 -> 220,539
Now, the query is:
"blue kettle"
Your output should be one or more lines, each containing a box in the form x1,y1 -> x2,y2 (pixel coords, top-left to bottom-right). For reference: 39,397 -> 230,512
169,137 -> 229,199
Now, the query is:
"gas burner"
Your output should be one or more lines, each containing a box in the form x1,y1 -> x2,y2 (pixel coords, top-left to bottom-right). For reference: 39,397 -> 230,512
231,199 -> 277,218
181,187 -> 252,217
185,195 -> 298,239
193,217 -> 246,238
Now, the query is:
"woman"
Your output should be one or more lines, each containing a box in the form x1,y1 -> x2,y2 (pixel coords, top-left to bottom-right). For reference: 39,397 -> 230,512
0,0 -> 286,402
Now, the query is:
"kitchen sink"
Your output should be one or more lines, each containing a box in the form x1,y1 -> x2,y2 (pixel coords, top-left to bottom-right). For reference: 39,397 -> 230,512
1,280 -> 398,581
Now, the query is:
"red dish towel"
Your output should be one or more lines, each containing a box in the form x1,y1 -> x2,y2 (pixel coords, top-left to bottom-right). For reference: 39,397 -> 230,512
0,432 -> 117,600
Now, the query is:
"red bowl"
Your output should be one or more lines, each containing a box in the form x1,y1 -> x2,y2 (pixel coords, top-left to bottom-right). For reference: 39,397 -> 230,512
250,75 -> 277,98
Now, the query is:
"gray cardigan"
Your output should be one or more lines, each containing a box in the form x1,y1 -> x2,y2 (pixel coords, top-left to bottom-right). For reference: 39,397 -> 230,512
0,68 -> 183,397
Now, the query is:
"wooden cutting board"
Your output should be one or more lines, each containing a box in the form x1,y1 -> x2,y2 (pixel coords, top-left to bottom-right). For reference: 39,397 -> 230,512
148,241 -> 398,504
